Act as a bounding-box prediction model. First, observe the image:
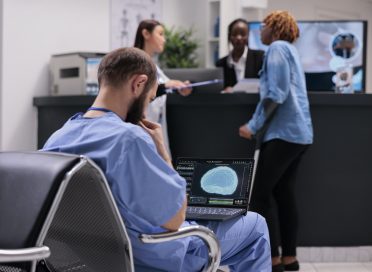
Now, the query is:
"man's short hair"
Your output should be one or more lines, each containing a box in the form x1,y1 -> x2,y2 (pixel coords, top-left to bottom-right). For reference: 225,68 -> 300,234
98,47 -> 157,94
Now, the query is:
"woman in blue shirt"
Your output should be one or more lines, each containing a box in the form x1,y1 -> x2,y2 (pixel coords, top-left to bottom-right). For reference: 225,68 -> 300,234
239,11 -> 313,272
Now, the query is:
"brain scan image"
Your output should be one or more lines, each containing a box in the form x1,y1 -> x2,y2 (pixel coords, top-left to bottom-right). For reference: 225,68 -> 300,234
200,166 -> 238,195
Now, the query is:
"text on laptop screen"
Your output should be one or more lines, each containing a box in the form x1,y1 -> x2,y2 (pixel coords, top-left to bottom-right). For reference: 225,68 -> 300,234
176,159 -> 254,207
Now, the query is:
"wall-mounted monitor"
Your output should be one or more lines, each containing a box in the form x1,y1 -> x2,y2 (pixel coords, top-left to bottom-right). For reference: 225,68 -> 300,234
248,20 -> 367,92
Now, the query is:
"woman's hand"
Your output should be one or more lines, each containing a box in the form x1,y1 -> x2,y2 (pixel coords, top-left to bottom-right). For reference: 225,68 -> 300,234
239,125 -> 253,140
165,80 -> 192,96
139,119 -> 173,166
178,80 -> 192,96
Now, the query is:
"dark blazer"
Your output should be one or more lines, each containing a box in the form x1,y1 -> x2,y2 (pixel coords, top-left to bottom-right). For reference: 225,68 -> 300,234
216,48 -> 265,88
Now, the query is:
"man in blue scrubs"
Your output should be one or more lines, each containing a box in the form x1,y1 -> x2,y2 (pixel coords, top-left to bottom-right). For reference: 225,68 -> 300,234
42,47 -> 271,271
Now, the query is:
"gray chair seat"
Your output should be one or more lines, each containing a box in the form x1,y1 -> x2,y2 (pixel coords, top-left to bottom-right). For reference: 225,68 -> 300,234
0,151 -> 221,272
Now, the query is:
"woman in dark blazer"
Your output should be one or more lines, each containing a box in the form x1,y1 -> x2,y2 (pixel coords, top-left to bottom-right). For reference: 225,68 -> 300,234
216,18 -> 264,92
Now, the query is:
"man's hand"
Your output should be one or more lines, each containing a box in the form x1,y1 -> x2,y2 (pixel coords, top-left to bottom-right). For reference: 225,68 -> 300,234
139,119 -> 172,167
239,125 -> 253,140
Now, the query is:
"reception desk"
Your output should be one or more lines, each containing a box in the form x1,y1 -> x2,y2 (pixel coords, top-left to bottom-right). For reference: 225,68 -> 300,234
34,93 -> 372,246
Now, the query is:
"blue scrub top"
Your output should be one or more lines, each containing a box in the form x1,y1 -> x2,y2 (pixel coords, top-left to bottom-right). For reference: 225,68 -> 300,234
42,112 -> 199,270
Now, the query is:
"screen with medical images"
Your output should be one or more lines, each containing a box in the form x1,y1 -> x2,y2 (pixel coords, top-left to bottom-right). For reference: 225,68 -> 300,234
176,159 -> 253,207
248,20 -> 367,92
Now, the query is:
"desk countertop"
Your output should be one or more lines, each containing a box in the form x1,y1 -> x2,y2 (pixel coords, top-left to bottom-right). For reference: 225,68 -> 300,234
34,92 -> 372,107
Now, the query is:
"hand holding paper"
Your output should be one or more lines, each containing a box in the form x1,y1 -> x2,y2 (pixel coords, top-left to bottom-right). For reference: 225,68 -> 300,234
172,79 -> 223,91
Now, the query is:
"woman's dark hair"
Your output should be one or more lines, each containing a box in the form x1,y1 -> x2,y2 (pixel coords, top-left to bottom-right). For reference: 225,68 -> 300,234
134,19 -> 163,50
227,18 -> 249,43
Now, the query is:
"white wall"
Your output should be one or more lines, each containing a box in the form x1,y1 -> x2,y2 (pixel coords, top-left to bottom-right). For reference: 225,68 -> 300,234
0,0 -> 109,150
0,0 -> 204,151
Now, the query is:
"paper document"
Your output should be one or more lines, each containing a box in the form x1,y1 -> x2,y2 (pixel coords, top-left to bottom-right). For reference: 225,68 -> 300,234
232,78 -> 260,93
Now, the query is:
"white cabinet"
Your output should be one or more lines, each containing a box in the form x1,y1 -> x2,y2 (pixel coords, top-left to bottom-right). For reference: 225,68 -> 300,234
205,0 -> 267,67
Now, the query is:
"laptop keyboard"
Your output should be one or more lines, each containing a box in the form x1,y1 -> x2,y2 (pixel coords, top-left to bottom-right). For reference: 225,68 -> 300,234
187,206 -> 246,216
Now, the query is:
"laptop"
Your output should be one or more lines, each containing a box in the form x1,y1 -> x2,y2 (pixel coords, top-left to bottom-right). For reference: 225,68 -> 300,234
176,158 -> 255,221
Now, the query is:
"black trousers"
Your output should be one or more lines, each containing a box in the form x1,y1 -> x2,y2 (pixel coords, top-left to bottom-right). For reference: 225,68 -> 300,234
250,139 -> 309,257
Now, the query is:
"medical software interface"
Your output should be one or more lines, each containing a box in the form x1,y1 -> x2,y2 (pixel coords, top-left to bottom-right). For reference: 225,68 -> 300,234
176,159 -> 253,207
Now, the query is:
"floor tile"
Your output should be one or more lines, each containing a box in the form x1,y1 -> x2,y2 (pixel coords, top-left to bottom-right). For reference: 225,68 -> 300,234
313,262 -> 369,272
298,247 -> 372,262
363,263 -> 372,272
320,247 -> 334,262
219,262 -> 372,271
299,263 -> 316,272
360,247 -> 372,262
298,247 -> 311,262
310,247 -> 324,262
332,248 -> 347,262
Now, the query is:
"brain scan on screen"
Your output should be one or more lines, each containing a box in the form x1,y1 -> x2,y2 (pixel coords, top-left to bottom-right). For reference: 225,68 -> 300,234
200,166 -> 238,195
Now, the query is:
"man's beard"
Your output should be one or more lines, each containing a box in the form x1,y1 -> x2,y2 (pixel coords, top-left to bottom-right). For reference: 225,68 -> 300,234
126,91 -> 147,124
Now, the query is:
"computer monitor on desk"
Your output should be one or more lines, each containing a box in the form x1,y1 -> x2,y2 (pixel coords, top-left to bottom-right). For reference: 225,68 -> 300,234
163,68 -> 224,94
248,20 -> 367,92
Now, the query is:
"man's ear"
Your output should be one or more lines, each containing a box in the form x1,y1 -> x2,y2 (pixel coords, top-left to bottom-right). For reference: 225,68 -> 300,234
131,74 -> 148,97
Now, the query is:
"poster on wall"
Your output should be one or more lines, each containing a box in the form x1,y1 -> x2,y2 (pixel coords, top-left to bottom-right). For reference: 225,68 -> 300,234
110,0 -> 163,50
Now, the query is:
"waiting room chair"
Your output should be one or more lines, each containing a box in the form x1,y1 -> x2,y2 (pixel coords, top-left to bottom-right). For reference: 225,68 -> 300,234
0,151 -> 221,272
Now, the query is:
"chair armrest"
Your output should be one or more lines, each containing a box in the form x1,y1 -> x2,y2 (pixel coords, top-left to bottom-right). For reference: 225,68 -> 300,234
0,246 -> 50,262
139,225 -> 221,272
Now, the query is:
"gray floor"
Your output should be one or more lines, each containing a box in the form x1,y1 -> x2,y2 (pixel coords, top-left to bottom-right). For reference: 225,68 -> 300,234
297,247 -> 372,262
219,246 -> 372,271
220,262 -> 372,271
295,262 -> 372,272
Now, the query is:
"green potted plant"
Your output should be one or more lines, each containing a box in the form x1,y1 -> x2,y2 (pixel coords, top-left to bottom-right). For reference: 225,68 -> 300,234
159,26 -> 199,68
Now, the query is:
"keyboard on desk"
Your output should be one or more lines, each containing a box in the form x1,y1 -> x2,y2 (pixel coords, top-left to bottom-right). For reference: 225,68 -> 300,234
186,206 -> 246,221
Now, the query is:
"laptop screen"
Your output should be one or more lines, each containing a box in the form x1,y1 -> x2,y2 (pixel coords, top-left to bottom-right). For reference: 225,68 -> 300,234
176,158 -> 254,208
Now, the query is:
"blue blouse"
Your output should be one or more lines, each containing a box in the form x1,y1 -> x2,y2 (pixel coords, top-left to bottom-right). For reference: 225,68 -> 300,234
247,40 -> 313,145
